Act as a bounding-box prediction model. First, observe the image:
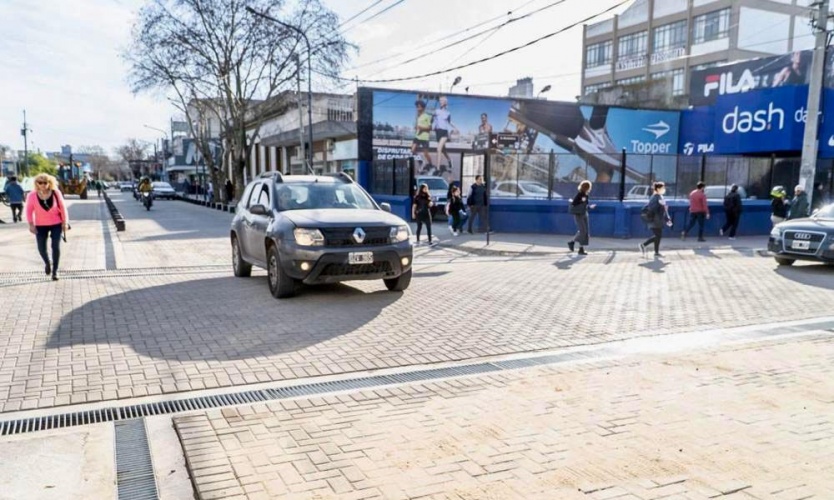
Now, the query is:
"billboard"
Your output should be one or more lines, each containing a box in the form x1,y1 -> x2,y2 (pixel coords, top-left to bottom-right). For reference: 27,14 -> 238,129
689,50 -> 812,106
363,88 -> 680,188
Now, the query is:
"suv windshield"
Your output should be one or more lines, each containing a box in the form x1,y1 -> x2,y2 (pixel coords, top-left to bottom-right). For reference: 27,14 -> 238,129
815,204 -> 834,219
273,182 -> 377,211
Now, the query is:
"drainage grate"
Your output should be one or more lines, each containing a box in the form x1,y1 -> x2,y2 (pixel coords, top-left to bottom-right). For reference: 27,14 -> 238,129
115,419 -> 159,500
1,325 -> 832,437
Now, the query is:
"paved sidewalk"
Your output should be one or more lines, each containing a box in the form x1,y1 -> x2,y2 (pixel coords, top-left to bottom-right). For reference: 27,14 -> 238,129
173,333 -> 834,499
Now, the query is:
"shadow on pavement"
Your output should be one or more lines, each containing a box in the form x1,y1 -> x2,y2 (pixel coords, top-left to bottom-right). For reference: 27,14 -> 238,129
638,258 -> 671,273
553,254 -> 586,270
47,276 -> 401,361
775,263 -> 834,290
693,247 -> 721,259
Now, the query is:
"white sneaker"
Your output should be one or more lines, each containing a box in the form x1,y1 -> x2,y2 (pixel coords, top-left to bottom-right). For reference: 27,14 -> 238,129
453,231 -> 459,236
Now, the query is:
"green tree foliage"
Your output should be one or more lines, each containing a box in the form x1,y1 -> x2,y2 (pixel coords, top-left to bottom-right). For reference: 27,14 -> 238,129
25,154 -> 58,177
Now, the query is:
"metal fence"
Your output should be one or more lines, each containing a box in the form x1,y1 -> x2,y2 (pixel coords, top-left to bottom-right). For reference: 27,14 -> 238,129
370,152 -> 834,203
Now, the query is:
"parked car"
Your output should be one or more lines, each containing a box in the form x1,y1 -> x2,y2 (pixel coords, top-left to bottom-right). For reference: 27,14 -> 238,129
625,185 -> 651,200
151,181 -> 177,199
414,176 -> 449,217
230,172 -> 413,298
119,181 -> 134,192
704,185 -> 748,200
492,180 -> 563,199
768,203 -> 834,266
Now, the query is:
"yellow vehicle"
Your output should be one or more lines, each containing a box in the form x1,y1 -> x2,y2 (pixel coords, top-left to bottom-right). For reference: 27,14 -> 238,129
57,163 -> 89,199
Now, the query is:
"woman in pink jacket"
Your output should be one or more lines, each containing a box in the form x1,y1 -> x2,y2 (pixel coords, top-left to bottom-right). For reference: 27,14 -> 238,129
26,174 -> 69,280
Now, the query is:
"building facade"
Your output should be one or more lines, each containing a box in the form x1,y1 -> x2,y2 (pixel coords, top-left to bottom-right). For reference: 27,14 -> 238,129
508,77 -> 535,98
582,0 -> 818,106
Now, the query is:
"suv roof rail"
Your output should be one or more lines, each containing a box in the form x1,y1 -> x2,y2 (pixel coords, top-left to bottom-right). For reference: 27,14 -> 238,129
259,171 -> 284,182
325,172 -> 354,184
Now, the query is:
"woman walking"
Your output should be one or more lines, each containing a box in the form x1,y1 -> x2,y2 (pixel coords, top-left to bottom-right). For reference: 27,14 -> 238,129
639,182 -> 672,258
445,185 -> 466,236
26,174 -> 69,280
412,183 -> 434,245
567,180 -> 596,255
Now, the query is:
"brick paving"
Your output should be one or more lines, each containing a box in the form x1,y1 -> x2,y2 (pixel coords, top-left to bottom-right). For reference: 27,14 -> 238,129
1,194 -> 834,413
174,334 -> 834,500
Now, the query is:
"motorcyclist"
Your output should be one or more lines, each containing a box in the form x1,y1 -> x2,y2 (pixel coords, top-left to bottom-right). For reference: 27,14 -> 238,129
138,177 -> 153,207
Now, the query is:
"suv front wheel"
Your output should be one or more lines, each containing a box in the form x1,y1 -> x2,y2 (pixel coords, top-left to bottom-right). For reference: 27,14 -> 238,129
267,245 -> 296,298
384,269 -> 412,292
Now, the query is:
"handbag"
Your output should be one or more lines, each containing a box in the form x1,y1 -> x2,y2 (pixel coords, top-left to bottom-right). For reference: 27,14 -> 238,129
568,202 -> 586,216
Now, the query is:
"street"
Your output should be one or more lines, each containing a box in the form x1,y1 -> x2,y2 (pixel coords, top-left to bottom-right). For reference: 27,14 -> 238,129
1,194 -> 834,499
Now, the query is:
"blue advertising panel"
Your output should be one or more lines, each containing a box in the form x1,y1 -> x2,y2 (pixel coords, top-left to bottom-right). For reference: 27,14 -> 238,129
678,106 -> 715,156
816,88 -> 834,158
712,86 -> 807,154
365,88 -> 679,194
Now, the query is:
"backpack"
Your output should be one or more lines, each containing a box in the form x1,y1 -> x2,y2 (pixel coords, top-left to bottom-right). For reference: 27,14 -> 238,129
640,204 -> 654,223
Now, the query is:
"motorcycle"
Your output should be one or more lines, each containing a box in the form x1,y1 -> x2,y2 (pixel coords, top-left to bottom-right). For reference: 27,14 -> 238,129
142,192 -> 153,211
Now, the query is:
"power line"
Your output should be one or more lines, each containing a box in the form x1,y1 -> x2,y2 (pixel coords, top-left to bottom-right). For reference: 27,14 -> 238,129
340,0 -> 408,35
338,0 -> 385,29
347,0 -> 541,71
330,0 -> 630,84
366,0 -> 572,78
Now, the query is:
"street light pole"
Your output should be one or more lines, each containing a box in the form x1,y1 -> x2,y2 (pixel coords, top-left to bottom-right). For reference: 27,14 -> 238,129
246,7 -> 314,173
143,124 -> 169,181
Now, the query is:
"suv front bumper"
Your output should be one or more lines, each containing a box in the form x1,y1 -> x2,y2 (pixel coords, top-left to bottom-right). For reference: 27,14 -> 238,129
279,241 -> 413,285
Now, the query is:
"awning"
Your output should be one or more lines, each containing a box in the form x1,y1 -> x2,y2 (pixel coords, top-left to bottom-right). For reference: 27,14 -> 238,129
260,121 -> 356,148
166,166 -> 198,173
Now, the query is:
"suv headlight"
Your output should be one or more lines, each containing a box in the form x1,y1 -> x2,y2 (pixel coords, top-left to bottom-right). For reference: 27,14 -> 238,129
390,225 -> 410,243
294,228 -> 325,246
770,227 -> 782,239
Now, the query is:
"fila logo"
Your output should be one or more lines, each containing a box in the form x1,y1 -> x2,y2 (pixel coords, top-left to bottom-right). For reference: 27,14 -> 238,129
704,69 -> 756,98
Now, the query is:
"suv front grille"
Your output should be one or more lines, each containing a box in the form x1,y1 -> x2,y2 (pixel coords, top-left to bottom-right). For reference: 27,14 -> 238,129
320,227 -> 391,247
320,262 -> 393,277
783,230 -> 826,255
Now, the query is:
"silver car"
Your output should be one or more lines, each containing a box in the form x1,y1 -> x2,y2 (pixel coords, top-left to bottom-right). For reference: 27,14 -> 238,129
230,172 -> 413,298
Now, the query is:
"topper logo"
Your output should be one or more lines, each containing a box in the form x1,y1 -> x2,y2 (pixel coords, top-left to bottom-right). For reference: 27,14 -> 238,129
722,102 -> 785,134
704,69 -> 756,98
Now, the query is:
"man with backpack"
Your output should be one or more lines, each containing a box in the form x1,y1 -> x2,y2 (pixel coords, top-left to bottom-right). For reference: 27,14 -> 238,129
466,175 -> 488,234
720,185 -> 743,240
680,181 -> 709,242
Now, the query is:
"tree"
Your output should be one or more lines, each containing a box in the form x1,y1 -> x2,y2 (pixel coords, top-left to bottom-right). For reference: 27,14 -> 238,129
25,154 -> 58,177
77,145 -> 112,177
124,0 -> 349,201
115,138 -> 151,163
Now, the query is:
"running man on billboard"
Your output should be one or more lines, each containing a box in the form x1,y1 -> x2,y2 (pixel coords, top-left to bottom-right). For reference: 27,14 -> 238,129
433,96 -> 459,169
411,100 -> 434,171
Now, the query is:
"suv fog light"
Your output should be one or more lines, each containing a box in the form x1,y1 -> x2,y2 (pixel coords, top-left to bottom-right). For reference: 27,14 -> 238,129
300,262 -> 311,271
401,257 -> 410,266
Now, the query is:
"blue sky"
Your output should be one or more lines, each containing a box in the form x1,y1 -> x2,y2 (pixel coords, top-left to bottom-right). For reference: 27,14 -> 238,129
0,0 -> 629,155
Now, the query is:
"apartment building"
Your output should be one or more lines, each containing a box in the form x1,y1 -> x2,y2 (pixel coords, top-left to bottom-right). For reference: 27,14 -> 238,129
581,0 -> 819,106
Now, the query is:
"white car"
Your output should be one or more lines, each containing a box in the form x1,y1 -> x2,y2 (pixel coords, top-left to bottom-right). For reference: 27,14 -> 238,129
415,176 -> 450,216
704,185 -> 748,200
492,180 -> 562,199
151,181 -> 177,200
626,185 -> 651,200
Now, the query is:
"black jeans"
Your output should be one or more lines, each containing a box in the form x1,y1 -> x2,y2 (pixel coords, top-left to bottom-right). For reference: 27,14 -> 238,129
416,214 -> 432,242
451,211 -> 463,232
36,224 -> 62,273
722,212 -> 740,237
683,212 -> 706,239
10,203 -> 23,222
467,205 -> 487,232
642,228 -> 663,254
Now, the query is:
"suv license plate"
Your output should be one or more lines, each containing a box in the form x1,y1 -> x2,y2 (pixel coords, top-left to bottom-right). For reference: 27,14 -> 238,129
791,240 -> 811,250
348,252 -> 374,265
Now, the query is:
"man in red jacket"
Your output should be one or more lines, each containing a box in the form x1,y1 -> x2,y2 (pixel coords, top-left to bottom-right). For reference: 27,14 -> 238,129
681,181 -> 710,242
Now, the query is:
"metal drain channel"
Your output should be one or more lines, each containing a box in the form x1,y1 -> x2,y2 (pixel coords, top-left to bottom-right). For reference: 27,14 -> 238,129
1,322 -> 832,437
115,419 -> 159,500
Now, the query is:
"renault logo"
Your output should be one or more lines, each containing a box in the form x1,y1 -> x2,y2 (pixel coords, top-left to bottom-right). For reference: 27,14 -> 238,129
794,232 -> 812,240
353,227 -> 366,244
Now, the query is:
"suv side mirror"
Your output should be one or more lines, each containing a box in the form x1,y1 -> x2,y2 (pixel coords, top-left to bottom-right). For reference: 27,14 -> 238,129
380,202 -> 392,213
249,204 -> 268,216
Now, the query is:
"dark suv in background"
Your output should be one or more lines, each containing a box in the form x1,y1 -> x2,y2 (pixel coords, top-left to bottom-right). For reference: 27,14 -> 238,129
230,172 -> 413,298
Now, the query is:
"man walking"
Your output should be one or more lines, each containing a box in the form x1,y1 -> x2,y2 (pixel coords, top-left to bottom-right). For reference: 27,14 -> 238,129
788,184 -> 810,220
681,181 -> 709,242
720,184 -> 743,239
5,176 -> 25,223
466,175 -> 488,234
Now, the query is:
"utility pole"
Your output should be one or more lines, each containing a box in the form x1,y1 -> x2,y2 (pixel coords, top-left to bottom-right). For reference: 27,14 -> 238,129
799,0 -> 830,207
295,54 -> 306,174
20,110 -> 30,176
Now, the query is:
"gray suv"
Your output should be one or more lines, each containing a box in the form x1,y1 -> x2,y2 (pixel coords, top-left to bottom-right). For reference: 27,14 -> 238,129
230,172 -> 413,298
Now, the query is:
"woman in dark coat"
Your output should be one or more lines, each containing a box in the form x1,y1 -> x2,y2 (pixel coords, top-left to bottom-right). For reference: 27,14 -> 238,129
567,180 -> 596,255
412,183 -> 434,245
639,182 -> 673,258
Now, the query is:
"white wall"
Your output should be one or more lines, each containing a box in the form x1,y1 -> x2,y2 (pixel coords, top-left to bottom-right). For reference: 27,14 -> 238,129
618,0 -> 649,29
737,8 -> 790,55
653,0 -> 686,19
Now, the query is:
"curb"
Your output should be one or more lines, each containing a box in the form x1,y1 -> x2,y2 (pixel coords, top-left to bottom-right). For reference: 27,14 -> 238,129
176,194 -> 235,214
102,192 -> 125,231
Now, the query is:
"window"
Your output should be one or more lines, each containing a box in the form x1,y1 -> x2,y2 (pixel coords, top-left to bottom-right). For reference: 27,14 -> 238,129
652,68 -> 686,96
584,83 -> 608,95
693,9 -> 730,44
616,75 -> 646,86
246,182 -> 261,208
586,41 -> 612,68
618,31 -> 648,58
653,20 -> 687,52
256,184 -> 270,208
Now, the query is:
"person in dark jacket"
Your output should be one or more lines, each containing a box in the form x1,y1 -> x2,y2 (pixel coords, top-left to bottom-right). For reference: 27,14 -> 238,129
445,185 -> 466,236
4,176 -> 25,223
720,184 -> 743,239
639,182 -> 672,258
788,184 -> 809,220
567,180 -> 596,255
770,186 -> 789,226
412,183 -> 434,245
225,179 -> 234,204
466,175 -> 488,234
